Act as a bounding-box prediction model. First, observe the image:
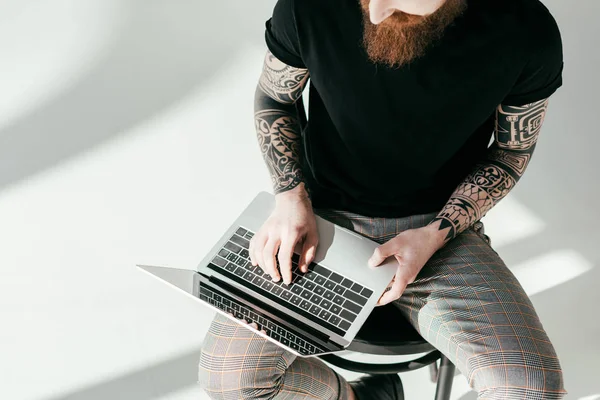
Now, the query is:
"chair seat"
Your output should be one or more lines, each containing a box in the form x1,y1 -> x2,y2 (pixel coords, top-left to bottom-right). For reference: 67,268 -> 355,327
347,304 -> 436,355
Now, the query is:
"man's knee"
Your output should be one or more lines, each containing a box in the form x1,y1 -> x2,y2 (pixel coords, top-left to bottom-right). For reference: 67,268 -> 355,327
198,347 -> 283,400
468,352 -> 567,398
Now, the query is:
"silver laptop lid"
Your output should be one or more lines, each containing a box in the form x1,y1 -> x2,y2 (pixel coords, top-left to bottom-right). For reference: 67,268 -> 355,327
195,191 -> 398,344
137,264 -> 342,357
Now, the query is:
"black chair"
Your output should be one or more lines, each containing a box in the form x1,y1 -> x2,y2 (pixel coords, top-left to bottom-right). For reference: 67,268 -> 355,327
318,304 -> 456,400
294,94 -> 457,399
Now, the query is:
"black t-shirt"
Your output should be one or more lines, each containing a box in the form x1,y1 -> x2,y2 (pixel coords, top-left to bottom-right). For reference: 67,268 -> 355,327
264,0 -> 564,218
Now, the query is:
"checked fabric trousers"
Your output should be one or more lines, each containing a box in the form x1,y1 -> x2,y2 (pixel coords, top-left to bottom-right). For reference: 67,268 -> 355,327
198,207 -> 567,400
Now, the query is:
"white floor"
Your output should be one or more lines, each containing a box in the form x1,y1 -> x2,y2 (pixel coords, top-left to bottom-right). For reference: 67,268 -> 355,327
0,1 -> 598,399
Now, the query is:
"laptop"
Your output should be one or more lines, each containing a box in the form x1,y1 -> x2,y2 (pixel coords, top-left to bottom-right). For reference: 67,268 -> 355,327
137,190 -> 398,357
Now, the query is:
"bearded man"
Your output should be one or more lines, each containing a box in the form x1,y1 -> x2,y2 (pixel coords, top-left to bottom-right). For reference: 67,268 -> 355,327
198,0 -> 566,399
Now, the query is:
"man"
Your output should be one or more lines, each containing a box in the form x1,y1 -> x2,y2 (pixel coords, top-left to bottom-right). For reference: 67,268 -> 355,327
199,0 -> 567,398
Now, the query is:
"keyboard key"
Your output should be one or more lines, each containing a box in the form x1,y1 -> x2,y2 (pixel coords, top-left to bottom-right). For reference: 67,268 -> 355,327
230,234 -> 250,249
323,290 -> 335,300
333,295 -> 345,305
309,304 -> 321,316
236,227 -> 248,236
261,280 -> 274,291
344,289 -> 369,306
351,282 -> 364,293
310,294 -> 322,304
234,267 -> 245,277
252,275 -> 265,286
249,311 -> 258,320
291,285 -> 303,295
304,281 -> 316,291
286,331 -> 295,341
281,291 -> 292,300
226,253 -> 239,263
271,286 -> 283,296
324,280 -> 336,290
235,258 -> 246,267
212,257 -> 227,268
341,278 -> 354,289
339,320 -> 351,331
300,289 -> 312,300
329,315 -> 341,326
244,232 -> 253,239
344,299 -> 362,314
239,249 -> 250,259
333,285 -> 346,295
304,271 -> 318,281
313,264 -> 332,278
361,287 -> 374,298
330,272 -> 344,283
281,337 -> 291,346
224,241 -> 242,254
299,300 -> 311,311
314,286 -> 325,295
319,309 -> 332,320
330,305 -> 342,315
243,271 -> 254,281
314,275 -> 327,285
218,249 -> 230,258
224,262 -> 237,272
290,295 -> 302,305
320,299 -> 332,309
340,309 -> 357,322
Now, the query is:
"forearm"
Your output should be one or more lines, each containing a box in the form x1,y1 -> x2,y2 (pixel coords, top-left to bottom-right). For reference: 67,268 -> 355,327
428,144 -> 535,243
254,51 -> 311,199
428,98 -> 549,245
254,86 -> 308,198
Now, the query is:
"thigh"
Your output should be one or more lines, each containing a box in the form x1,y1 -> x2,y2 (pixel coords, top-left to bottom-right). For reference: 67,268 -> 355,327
199,313 -> 349,400
392,226 -> 564,391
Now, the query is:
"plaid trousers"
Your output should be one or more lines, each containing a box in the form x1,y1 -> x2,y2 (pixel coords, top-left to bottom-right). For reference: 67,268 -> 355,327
198,207 -> 567,399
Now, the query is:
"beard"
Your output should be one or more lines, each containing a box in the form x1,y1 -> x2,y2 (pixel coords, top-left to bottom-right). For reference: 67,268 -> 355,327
360,0 -> 468,68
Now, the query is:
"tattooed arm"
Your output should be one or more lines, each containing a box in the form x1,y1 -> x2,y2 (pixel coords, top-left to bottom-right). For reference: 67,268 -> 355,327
255,50 -> 310,198
428,98 -> 550,245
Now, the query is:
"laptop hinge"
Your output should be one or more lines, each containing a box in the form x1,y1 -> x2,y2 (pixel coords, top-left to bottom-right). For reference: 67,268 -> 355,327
206,274 -> 334,345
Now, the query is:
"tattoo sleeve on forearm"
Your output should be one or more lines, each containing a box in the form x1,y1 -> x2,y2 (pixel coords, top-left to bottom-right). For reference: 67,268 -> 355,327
430,98 -> 549,242
254,51 -> 310,195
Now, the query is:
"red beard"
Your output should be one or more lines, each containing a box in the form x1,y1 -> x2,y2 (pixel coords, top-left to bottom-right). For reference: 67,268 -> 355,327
360,0 -> 468,68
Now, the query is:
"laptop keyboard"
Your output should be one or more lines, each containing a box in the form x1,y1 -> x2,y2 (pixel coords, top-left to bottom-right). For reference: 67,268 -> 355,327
207,226 -> 374,334
200,284 -> 327,356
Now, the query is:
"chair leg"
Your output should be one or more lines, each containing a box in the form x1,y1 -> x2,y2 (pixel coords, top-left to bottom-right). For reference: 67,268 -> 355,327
429,359 -> 438,382
434,355 -> 455,400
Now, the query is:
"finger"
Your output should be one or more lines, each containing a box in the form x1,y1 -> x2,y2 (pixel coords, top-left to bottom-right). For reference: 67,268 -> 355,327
299,232 -> 318,273
250,234 -> 267,268
263,236 -> 282,282
378,270 -> 407,306
368,239 -> 398,267
278,234 -> 298,285
249,322 -> 259,330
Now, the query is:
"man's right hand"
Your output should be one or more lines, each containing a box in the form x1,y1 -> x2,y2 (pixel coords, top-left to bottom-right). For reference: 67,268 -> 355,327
248,188 -> 319,285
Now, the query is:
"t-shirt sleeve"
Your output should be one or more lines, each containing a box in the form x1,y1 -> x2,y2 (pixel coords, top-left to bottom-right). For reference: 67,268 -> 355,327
502,6 -> 564,106
265,0 -> 306,69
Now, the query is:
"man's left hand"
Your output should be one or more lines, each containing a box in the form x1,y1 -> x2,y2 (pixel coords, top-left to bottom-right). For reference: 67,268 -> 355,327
368,224 -> 447,306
